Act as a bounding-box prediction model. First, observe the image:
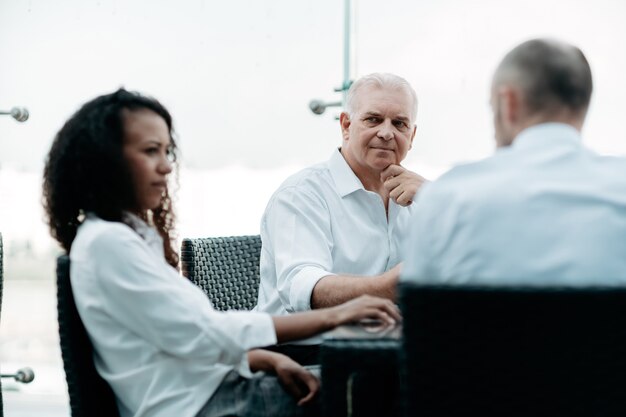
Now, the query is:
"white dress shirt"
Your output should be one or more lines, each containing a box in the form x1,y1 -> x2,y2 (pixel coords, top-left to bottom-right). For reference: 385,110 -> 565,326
256,149 -> 415,319
401,123 -> 626,286
70,214 -> 277,417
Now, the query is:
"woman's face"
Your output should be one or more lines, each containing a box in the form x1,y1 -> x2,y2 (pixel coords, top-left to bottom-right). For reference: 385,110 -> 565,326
122,109 -> 173,212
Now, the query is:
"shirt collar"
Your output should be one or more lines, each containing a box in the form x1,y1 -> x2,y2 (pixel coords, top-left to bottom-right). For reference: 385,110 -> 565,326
122,211 -> 164,254
328,148 -> 366,197
84,211 -> 164,258
511,123 -> 582,151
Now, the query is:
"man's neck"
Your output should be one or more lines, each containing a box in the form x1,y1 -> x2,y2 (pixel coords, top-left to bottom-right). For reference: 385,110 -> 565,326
359,172 -> 386,194
517,112 -> 584,139
352,166 -> 391,213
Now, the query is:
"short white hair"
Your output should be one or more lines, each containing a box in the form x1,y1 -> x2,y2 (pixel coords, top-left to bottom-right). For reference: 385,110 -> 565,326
345,73 -> 418,123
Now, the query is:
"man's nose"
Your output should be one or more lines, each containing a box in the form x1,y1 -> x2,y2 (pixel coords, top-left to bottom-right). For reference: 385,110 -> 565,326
377,120 -> 394,141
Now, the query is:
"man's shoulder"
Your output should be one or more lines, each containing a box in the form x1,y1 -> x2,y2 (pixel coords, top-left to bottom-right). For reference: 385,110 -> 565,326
421,144 -> 626,207
413,154 -> 519,218
426,155 -> 504,193
262,159 -> 340,216
590,152 -> 626,173
276,160 -> 334,193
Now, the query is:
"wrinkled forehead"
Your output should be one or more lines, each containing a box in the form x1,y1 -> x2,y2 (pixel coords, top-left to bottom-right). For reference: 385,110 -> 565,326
352,85 -> 415,121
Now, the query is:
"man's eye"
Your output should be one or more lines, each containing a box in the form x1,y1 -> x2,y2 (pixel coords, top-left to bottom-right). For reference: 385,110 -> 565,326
365,117 -> 380,123
393,121 -> 408,129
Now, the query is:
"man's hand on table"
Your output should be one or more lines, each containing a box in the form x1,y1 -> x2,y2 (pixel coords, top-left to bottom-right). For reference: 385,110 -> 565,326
381,164 -> 427,206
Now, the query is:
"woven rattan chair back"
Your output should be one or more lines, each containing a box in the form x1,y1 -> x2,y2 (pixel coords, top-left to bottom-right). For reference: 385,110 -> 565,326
399,283 -> 626,417
181,235 -> 261,311
56,255 -> 120,417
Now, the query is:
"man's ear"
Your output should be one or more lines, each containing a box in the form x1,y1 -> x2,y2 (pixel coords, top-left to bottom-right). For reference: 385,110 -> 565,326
499,86 -> 521,126
339,112 -> 351,141
409,124 -> 417,150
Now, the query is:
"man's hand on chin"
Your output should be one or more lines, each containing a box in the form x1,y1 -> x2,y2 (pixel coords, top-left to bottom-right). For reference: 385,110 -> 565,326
381,164 -> 427,206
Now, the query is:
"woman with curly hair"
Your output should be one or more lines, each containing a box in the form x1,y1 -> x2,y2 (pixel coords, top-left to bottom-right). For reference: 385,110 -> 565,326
43,89 -> 400,417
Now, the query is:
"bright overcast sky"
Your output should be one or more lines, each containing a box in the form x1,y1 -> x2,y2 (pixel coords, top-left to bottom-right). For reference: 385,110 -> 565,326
1,0 -> 625,173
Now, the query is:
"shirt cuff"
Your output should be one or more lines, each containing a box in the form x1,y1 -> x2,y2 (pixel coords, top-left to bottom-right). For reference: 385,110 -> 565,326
236,355 -> 254,378
289,266 -> 336,312
216,311 -> 277,371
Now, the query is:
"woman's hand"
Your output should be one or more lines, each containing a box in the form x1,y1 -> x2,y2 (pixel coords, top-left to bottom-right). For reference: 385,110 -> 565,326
329,294 -> 402,327
273,354 -> 319,405
248,350 -> 320,406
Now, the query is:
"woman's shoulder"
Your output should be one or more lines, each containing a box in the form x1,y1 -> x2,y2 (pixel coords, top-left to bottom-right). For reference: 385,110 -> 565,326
72,216 -> 141,258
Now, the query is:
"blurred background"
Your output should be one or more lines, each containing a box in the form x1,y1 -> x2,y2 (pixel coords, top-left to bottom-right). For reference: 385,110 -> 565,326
1,0 -> 626,415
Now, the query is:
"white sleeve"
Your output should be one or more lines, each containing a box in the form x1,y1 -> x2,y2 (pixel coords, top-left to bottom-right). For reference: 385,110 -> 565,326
91,229 -> 277,366
264,187 -> 336,312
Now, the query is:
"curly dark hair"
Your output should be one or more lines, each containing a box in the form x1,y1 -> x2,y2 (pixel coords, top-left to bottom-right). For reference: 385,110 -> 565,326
43,88 -> 180,268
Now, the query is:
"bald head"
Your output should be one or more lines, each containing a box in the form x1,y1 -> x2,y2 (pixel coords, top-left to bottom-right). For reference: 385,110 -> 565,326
491,39 -> 593,146
494,39 -> 593,118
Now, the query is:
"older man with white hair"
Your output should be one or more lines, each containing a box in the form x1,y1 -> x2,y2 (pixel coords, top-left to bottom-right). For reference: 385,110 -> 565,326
256,73 -> 426,364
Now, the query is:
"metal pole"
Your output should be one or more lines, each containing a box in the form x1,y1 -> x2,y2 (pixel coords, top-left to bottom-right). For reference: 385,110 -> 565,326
308,0 -> 354,116
342,0 -> 351,106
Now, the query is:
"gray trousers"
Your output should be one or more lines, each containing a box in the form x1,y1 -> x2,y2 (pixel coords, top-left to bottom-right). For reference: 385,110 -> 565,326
196,370 -> 320,417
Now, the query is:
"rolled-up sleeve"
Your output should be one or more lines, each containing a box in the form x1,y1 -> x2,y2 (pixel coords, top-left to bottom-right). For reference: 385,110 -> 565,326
264,187 -> 336,312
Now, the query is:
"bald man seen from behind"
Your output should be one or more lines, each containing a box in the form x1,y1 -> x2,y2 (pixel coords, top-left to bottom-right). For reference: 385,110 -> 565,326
402,38 -> 626,285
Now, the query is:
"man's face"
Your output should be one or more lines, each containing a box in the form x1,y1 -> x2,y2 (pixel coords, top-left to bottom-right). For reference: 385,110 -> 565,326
340,85 -> 416,178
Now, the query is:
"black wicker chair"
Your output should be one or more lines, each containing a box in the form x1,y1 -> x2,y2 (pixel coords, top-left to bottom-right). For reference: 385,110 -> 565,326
180,235 -> 262,311
56,255 -> 120,417
399,283 -> 626,417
